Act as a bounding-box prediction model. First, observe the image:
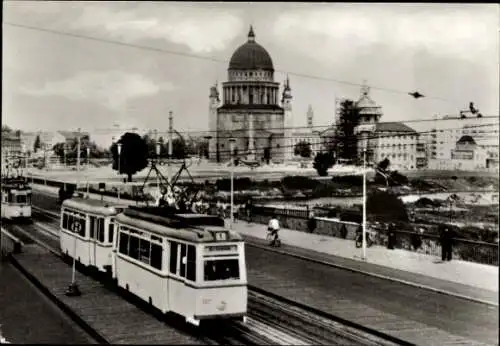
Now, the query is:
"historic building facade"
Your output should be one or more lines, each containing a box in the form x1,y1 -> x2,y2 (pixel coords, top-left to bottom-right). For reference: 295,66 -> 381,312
289,105 -> 323,159
208,27 -> 293,163
354,84 -> 422,171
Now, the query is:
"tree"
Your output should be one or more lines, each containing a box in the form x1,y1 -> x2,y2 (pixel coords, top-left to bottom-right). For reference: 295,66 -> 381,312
375,158 -> 391,186
34,135 -> 41,152
52,134 -> 104,164
333,99 -> 360,161
110,132 -> 148,182
294,141 -> 312,158
367,190 -> 408,222
313,152 -> 335,176
170,138 -> 186,159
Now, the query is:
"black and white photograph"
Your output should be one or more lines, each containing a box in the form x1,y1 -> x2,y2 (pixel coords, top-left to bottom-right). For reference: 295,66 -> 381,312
1,1 -> 499,345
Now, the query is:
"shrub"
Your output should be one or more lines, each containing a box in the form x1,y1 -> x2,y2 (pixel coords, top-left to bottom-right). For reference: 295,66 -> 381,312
281,176 -> 319,190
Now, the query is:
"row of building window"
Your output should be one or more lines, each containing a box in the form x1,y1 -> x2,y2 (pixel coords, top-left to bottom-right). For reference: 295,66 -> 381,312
380,153 -> 414,160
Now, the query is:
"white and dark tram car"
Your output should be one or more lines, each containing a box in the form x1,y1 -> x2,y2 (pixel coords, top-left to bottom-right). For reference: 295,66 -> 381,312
59,199 -> 248,326
1,177 -> 32,221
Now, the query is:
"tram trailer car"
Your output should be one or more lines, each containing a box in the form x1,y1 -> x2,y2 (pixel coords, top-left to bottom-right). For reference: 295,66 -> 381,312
60,198 -> 125,274
1,179 -> 32,221
113,207 -> 248,326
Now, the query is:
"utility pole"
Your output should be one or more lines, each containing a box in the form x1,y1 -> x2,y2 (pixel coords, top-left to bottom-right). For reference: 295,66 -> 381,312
168,111 -> 173,184
76,128 -> 81,172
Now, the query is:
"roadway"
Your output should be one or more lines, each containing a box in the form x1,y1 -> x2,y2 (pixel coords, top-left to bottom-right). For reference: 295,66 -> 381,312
0,261 -> 94,344
30,191 -> 499,345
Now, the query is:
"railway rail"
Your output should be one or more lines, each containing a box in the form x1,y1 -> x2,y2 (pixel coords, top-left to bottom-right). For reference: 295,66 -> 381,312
26,192 -> 499,346
12,206 -> 414,345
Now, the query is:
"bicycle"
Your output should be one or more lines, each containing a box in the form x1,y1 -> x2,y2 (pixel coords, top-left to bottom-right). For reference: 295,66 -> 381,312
266,230 -> 281,247
355,232 -> 374,248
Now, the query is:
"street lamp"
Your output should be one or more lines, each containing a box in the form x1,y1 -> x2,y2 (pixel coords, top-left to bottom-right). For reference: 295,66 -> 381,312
117,142 -> 122,201
228,137 -> 236,229
86,147 -> 90,197
156,141 -> 161,205
65,221 -> 82,297
362,149 -> 367,260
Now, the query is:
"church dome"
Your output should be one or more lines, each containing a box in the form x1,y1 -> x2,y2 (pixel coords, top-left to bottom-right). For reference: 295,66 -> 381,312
228,26 -> 274,71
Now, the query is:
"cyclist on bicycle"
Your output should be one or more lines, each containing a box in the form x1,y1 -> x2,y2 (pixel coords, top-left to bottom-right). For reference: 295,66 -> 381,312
268,216 -> 280,245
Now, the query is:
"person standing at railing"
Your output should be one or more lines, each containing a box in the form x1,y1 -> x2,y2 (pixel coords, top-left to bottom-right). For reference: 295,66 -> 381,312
439,225 -> 454,262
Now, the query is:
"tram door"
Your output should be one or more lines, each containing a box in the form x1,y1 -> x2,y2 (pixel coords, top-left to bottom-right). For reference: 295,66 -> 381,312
89,215 -> 97,267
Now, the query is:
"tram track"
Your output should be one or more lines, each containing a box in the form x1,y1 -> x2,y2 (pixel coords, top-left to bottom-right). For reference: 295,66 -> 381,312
29,206 -> 413,346
5,214 -> 301,345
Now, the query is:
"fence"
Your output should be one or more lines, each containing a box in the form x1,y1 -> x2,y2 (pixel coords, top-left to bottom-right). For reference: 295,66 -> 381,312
241,205 -> 499,266
27,177 -> 499,266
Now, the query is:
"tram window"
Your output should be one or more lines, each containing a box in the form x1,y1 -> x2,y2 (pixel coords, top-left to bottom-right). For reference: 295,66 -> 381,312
119,233 -> 129,255
179,244 -> 187,277
68,215 -> 74,232
98,218 -> 105,242
63,213 -> 69,230
186,245 -> 196,281
108,223 -> 114,244
150,244 -> 162,270
169,242 -> 178,274
139,238 -> 151,264
204,259 -> 240,281
129,235 -> 140,260
89,216 -> 96,239
16,195 -> 27,204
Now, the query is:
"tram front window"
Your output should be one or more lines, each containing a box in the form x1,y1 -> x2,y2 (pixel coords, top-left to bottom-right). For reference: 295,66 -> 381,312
16,194 -> 28,204
204,259 -> 240,281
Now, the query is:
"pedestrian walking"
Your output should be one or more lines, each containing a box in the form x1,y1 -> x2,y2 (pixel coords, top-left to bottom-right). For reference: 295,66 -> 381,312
387,224 -> 396,250
439,225 -> 454,261
307,212 -> 317,233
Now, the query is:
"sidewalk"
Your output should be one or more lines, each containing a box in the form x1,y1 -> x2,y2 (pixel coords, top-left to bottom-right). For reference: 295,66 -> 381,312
30,184 -> 499,304
229,220 -> 498,299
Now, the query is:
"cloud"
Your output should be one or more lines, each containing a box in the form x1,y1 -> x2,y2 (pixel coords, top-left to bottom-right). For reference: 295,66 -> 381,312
20,70 -> 175,110
273,5 -> 498,62
70,3 -> 244,53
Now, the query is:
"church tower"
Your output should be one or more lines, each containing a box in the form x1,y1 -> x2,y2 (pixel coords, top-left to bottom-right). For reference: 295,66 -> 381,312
208,82 -> 220,160
282,75 -> 293,161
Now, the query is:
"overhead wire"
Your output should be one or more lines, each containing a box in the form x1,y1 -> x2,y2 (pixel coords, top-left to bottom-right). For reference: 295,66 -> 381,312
4,20 -> 461,103
151,123 -> 500,158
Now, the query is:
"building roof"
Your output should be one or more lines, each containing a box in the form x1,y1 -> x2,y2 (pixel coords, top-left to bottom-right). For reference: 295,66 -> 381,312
376,122 -> 417,134
58,131 -> 90,139
228,26 -> 274,71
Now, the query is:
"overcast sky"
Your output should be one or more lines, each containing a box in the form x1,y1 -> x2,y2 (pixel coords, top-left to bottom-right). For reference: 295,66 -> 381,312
3,2 -> 499,144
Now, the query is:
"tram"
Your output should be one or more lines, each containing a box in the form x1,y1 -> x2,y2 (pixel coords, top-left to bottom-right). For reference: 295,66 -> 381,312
60,198 -> 125,273
59,201 -> 248,326
1,177 -> 32,221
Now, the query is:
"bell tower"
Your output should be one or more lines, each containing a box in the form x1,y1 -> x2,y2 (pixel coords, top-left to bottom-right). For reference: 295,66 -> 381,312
208,82 -> 220,160
282,75 -> 293,161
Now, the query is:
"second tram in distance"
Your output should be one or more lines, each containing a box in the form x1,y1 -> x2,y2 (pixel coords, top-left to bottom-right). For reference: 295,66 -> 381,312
1,177 -> 32,221
59,198 -> 247,326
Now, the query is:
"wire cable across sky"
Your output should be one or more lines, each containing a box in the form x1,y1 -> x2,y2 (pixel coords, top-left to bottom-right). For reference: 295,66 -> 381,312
4,20 -> 460,103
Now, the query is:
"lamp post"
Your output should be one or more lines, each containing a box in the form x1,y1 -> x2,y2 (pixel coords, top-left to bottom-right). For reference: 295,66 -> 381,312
362,149 -> 367,260
228,137 -> 236,229
65,222 -> 81,297
117,142 -> 122,201
156,141 -> 161,205
86,147 -> 90,197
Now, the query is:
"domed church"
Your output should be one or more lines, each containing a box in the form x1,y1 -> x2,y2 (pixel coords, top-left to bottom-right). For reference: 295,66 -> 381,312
208,26 -> 293,163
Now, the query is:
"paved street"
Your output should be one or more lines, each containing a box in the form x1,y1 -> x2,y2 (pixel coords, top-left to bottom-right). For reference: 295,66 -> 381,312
30,188 -> 500,345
